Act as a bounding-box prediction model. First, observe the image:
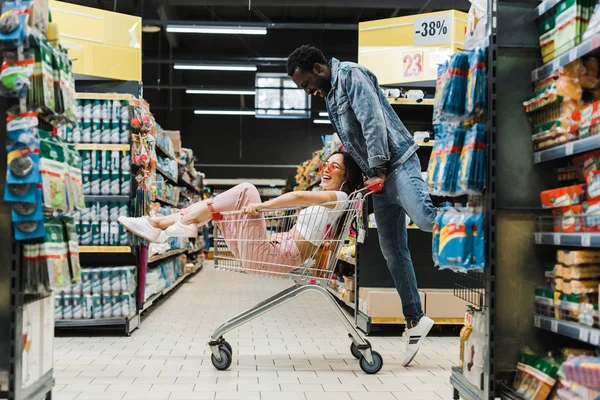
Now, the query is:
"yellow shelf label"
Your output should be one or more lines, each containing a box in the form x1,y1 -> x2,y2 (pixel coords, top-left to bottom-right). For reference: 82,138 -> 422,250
79,246 -> 132,253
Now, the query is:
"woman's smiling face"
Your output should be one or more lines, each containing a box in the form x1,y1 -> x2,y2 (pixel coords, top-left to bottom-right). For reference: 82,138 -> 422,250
319,153 -> 346,191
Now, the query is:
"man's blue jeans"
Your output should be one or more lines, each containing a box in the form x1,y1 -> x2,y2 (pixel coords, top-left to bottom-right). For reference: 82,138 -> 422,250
372,153 -> 437,323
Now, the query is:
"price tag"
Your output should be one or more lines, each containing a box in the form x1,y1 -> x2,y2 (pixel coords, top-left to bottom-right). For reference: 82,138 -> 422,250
569,50 -> 578,62
534,233 -> 542,244
590,330 -> 600,345
534,315 -> 541,328
534,152 -> 542,163
414,14 -> 451,46
579,327 -> 589,342
553,234 -> 561,246
565,142 -> 574,155
551,319 -> 559,332
402,52 -> 424,79
552,58 -> 560,72
582,234 -> 591,247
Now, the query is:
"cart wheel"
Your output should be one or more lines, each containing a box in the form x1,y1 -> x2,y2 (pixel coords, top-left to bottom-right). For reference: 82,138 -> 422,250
359,351 -> 383,374
350,339 -> 371,359
211,347 -> 233,371
221,340 -> 233,355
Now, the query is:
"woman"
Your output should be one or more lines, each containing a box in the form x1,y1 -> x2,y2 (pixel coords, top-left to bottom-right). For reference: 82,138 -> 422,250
119,151 -> 364,273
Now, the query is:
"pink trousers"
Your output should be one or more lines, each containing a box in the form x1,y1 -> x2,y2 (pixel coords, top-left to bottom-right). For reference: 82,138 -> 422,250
195,183 -> 302,274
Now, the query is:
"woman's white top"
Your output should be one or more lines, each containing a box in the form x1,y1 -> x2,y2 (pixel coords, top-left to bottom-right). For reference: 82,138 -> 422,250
296,191 -> 349,245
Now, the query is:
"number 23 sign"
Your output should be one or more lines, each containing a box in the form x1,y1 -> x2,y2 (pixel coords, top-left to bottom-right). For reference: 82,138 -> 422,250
402,51 -> 423,79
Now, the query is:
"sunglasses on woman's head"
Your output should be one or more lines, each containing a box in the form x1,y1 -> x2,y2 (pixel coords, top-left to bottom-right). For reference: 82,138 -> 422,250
318,161 -> 345,174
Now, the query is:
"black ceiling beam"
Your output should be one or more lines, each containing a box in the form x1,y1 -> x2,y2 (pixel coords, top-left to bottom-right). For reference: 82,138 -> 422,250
143,19 -> 357,30
157,5 -> 179,48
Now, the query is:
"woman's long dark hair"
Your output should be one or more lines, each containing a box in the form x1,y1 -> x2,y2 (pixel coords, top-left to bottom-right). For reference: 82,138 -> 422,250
323,151 -> 364,243
328,151 -> 363,195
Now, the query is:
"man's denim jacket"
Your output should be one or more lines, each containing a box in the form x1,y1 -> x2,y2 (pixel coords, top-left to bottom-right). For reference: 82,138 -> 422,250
326,58 -> 417,178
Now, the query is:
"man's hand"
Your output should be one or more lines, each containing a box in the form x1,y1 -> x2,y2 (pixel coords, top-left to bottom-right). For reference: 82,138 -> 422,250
365,176 -> 385,187
241,203 -> 262,215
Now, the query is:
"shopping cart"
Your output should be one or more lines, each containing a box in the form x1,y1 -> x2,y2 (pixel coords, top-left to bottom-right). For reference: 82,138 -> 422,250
207,182 -> 385,374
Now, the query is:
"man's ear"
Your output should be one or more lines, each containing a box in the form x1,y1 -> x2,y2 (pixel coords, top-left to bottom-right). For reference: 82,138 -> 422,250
313,63 -> 322,75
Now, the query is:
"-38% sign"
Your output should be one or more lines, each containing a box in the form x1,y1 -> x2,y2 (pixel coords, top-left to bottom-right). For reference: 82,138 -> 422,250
402,52 -> 423,78
414,14 -> 451,46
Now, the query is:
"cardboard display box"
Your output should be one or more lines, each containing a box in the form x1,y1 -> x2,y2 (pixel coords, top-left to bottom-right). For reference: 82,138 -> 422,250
422,289 -> 469,319
358,287 -> 426,318
164,130 -> 182,154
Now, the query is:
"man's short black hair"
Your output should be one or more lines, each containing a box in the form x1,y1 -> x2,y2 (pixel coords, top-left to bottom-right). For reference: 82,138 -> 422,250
286,45 -> 328,76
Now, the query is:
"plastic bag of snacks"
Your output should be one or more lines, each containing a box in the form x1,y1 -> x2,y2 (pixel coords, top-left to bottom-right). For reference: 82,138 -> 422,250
0,57 -> 34,98
0,1 -> 32,49
432,205 -> 485,272
39,130 -> 67,211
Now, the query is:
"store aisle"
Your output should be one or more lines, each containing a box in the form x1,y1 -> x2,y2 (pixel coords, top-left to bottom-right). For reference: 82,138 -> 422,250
53,262 -> 457,400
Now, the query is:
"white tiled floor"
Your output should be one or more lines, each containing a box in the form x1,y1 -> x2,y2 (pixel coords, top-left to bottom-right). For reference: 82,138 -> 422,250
54,261 -> 458,400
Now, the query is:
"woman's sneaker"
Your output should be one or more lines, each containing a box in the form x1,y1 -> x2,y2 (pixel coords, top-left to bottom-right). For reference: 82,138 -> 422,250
165,218 -> 198,238
402,315 -> 434,367
118,216 -> 162,242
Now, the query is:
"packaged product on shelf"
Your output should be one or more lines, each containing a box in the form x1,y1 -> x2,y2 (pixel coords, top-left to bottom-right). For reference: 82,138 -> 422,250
101,293 -> 112,318
540,184 -> 586,208
556,263 -> 600,280
81,121 -> 91,143
0,58 -> 33,98
72,295 -> 83,319
80,270 -> 91,295
111,294 -> 122,318
558,249 -> 600,265
62,294 -> 72,319
91,269 -> 101,294
81,295 -> 93,319
100,221 -> 109,245
39,132 -> 67,211
432,205 -> 485,272
90,168 -> 100,195
512,353 -> 559,400
0,1 -> 31,48
563,356 -> 600,390
120,172 -> 131,195
100,120 -> 110,144
90,219 -> 100,245
464,310 -> 486,388
535,288 -> 555,317
43,217 -> 70,290
109,221 -> 119,245
54,295 -> 62,320
91,294 -> 102,319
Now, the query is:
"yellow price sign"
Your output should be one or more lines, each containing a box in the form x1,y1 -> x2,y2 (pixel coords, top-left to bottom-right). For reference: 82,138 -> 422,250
402,51 -> 424,79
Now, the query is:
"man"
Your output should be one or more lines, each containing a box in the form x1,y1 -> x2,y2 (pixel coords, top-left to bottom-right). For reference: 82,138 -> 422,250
287,45 -> 437,367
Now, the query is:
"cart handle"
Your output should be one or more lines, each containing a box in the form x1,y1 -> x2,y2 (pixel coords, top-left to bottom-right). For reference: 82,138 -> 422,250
366,181 -> 384,193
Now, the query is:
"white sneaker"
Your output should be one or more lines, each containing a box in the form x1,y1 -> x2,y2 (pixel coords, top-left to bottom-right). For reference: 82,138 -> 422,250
118,216 -> 162,242
164,218 -> 198,238
156,230 -> 168,243
402,315 -> 434,367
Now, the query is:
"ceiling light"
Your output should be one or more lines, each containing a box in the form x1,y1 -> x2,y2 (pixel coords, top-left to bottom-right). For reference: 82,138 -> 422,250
166,24 -> 267,35
194,110 -> 255,116
174,64 -> 257,72
313,119 -> 331,124
318,112 -> 328,117
186,89 -> 255,95
142,25 -> 161,33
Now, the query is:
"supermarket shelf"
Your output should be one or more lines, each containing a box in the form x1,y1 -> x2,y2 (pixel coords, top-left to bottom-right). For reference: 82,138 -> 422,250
19,369 -> 55,400
371,317 -> 463,325
533,314 -> 600,345
416,140 -> 434,147
79,246 -> 132,253
74,143 -> 130,151
534,232 -> 600,247
338,254 -> 356,266
141,270 -> 197,312
148,248 -> 186,263
155,195 -> 178,207
156,165 -> 178,184
531,35 -> 600,82
388,97 -> 434,106
85,195 -> 130,202
187,246 -> 203,255
180,176 -> 201,193
533,135 -> 600,163
450,367 -> 485,400
369,222 -> 420,230
500,383 -> 525,400
156,143 -> 177,162
75,92 -> 134,102
326,286 -> 355,310
55,314 -> 139,328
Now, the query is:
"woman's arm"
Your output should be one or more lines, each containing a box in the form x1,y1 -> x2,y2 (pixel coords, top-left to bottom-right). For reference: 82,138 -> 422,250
244,191 -> 341,214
